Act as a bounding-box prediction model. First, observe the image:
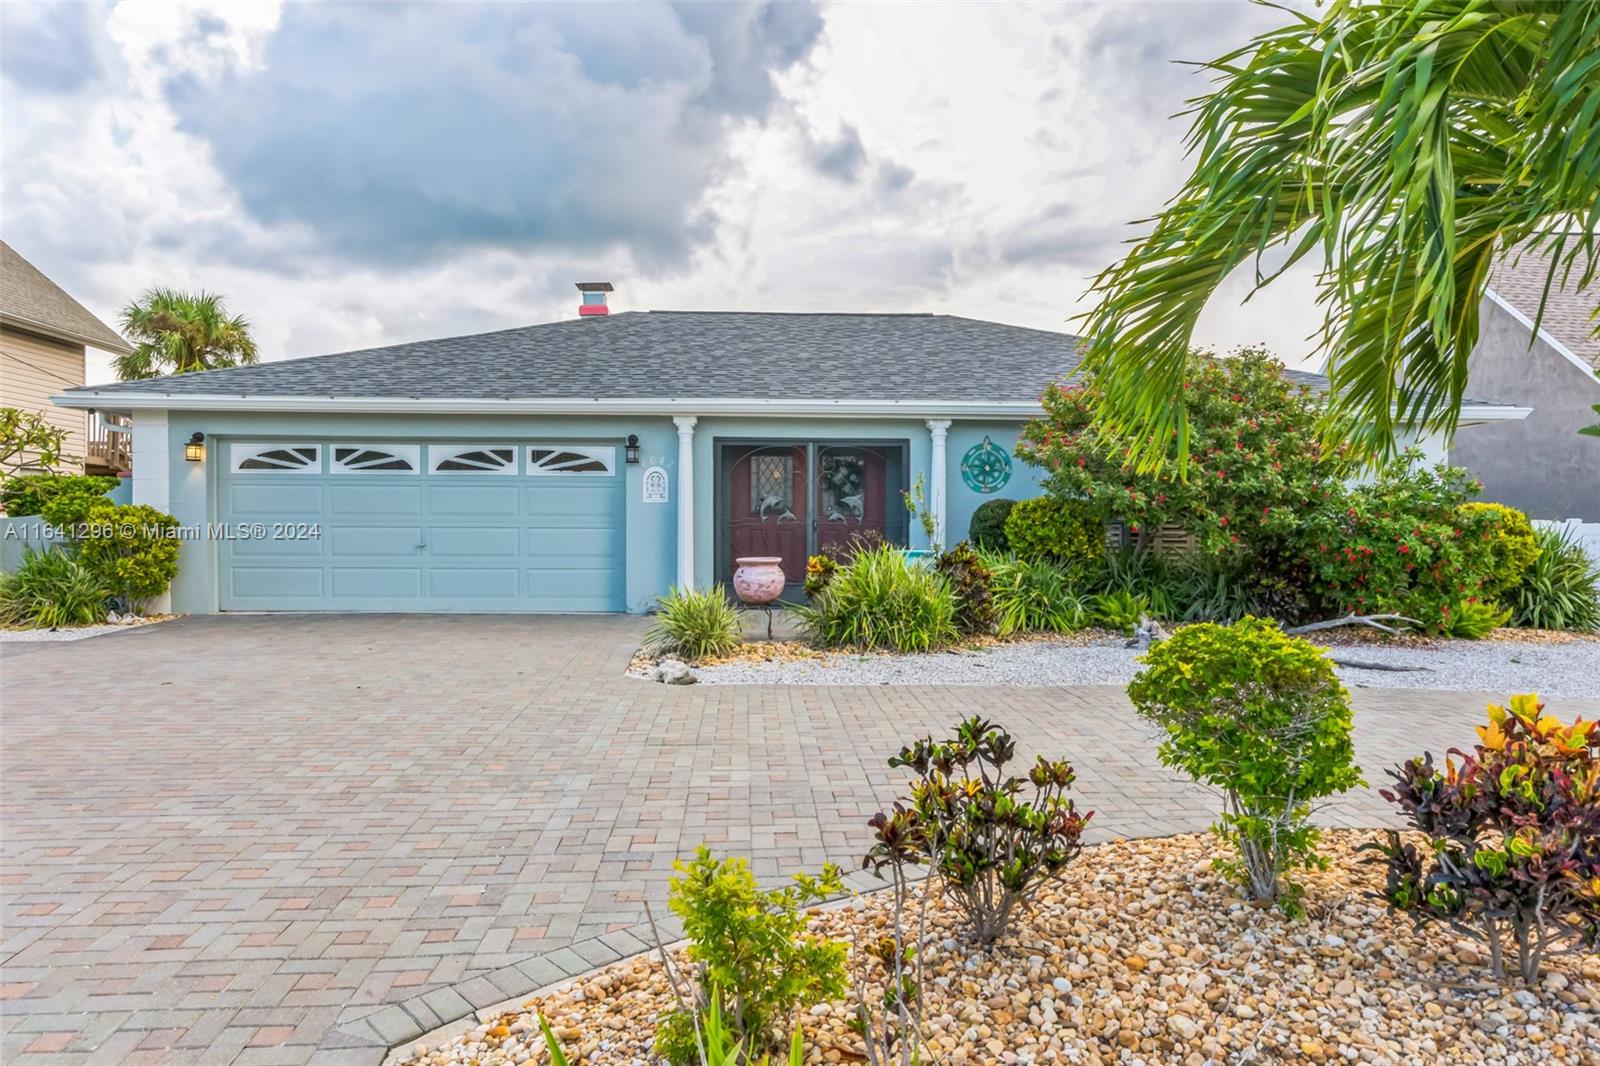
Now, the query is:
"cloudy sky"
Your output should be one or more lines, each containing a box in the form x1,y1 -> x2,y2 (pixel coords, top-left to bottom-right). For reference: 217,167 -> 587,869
2,0 -> 1319,384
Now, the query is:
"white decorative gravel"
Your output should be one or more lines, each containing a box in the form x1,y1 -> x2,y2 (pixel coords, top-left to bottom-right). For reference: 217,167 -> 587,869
691,635 -> 1600,696
0,620 -> 167,643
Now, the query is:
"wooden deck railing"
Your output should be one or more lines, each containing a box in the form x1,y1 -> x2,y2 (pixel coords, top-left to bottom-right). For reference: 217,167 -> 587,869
86,412 -> 132,473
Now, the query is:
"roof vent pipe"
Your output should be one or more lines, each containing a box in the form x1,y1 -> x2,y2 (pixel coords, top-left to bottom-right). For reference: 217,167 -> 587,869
576,281 -> 613,317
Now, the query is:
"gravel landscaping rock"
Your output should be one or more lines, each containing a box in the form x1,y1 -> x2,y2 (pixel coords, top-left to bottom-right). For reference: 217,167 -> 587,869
398,832 -> 1600,1066
682,634 -> 1599,696
0,615 -> 174,643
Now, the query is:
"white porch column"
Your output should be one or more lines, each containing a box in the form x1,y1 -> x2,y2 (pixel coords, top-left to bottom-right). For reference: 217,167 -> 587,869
926,419 -> 951,550
673,416 -> 697,588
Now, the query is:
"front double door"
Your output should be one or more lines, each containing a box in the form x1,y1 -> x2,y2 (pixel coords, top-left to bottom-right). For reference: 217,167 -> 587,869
719,440 -> 908,591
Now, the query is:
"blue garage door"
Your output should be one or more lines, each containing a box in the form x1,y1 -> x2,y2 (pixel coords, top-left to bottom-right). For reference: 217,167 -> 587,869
218,441 -> 624,612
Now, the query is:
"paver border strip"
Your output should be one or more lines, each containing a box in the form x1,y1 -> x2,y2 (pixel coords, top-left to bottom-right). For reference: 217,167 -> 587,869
326,867 -> 891,1066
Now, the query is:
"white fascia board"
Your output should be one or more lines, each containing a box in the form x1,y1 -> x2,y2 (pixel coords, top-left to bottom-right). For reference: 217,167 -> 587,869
1484,287 -> 1599,381
1455,404 -> 1533,424
48,393 -> 1047,419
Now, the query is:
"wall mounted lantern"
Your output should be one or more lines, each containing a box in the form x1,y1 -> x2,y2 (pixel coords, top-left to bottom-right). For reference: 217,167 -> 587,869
185,432 -> 206,462
625,434 -> 641,464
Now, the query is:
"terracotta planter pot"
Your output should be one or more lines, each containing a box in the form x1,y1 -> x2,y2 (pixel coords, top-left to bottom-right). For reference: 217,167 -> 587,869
733,556 -> 786,604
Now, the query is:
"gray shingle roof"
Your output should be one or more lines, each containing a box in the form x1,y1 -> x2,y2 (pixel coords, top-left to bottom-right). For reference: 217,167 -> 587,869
63,311 -> 1095,403
0,240 -> 132,354
1490,245 -> 1599,370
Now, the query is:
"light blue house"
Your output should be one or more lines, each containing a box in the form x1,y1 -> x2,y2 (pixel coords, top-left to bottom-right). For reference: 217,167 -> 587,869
51,293 -> 1077,614
50,288 -> 1531,615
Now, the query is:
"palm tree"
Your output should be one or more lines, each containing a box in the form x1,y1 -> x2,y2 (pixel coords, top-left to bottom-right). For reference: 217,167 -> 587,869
1079,0 -> 1599,471
116,288 -> 259,380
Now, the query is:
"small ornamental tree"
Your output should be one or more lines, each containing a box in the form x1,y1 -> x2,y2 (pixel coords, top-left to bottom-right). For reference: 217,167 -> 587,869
1017,347 -> 1351,557
1129,619 -> 1363,912
864,717 -> 1092,946
1368,694 -> 1600,983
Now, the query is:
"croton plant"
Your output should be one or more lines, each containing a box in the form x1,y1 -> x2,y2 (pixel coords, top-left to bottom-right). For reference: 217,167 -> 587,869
1368,694 -> 1600,983
863,717 -> 1092,947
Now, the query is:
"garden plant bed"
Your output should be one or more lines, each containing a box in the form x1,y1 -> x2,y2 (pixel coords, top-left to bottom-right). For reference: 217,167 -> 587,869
658,632 -> 1600,696
399,831 -> 1599,1066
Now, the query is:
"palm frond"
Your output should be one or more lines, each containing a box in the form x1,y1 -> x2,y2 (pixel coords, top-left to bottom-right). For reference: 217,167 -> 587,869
1080,0 -> 1600,472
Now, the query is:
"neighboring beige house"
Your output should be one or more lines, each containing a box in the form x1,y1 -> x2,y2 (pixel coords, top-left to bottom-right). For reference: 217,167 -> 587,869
1,240 -> 133,475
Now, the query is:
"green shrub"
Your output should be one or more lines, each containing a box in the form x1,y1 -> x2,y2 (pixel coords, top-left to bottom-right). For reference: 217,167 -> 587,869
1091,588 -> 1148,636
1512,526 -> 1600,632
864,717 -> 1092,946
1002,496 -> 1105,573
70,503 -> 180,609
935,541 -> 995,635
1296,458 -> 1491,630
1094,547 -> 1180,621
789,544 -> 959,652
1128,618 -> 1363,913
1457,502 -> 1539,601
0,547 -> 109,628
1,473 -> 117,518
1169,551 -> 1251,622
1368,694 -> 1600,982
646,585 -> 743,661
1441,600 -> 1511,640
988,556 -> 1086,636
968,497 -> 1017,551
655,848 -> 846,1065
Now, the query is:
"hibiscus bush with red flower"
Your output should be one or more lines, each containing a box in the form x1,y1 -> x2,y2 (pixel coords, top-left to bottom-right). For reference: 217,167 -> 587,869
1294,458 -> 1494,629
1017,347 -> 1348,559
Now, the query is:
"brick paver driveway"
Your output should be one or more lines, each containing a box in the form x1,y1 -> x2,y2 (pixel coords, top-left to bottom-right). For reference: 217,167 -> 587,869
4,615 -> 1593,1065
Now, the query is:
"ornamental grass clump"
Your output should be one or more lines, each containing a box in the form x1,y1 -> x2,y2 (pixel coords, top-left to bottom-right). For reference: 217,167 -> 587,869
1128,618 -> 1362,913
654,849 -> 846,1065
789,543 -> 958,652
987,556 -> 1087,636
1367,694 -> 1600,983
646,585 -> 743,662
0,547 -> 109,628
863,717 -> 1092,947
1512,525 -> 1600,632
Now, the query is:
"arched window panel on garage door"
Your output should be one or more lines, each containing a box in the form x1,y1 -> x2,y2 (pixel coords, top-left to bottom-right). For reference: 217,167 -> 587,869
429,445 -> 518,474
230,443 -> 322,473
330,444 -> 420,473
527,445 -> 615,475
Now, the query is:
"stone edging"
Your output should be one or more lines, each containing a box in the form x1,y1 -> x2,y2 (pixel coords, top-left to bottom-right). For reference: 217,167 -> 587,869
310,867 -> 894,1066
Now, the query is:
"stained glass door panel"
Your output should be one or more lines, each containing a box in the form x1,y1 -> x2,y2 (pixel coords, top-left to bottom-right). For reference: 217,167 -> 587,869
815,445 -> 892,560
725,445 -> 809,583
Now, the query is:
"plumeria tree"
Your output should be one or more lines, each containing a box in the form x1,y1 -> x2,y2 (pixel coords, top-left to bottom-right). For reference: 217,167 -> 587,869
116,288 -> 258,380
1079,0 -> 1600,470
1017,347 -> 1352,556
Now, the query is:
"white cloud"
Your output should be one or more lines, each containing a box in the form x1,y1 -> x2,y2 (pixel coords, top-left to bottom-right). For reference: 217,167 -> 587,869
1,0 -> 1323,386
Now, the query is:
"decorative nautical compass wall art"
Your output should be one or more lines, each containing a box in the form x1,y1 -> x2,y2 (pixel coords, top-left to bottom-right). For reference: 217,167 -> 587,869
960,435 -> 1012,494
